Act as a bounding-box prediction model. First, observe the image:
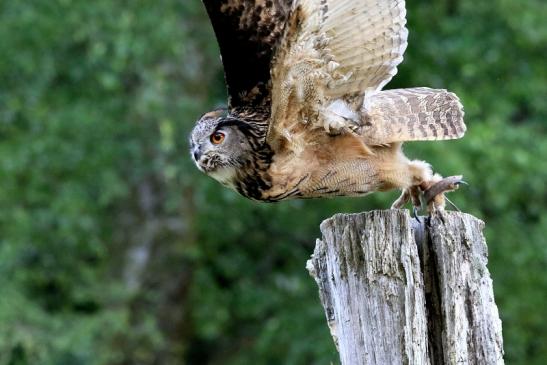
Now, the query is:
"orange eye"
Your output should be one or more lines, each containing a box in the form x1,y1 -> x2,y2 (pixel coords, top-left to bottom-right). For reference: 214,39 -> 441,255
210,131 -> 225,144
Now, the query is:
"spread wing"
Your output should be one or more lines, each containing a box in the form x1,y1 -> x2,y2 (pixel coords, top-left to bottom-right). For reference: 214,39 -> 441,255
268,0 -> 409,146
316,0 -> 408,98
202,0 -> 293,109
362,88 -> 466,145
267,0 -> 465,149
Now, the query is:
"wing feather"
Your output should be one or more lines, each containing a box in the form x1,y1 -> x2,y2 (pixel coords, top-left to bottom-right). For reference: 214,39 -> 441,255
362,88 -> 466,145
323,0 -> 408,97
308,0 -> 408,96
268,0 -> 409,147
267,1 -> 466,149
202,0 -> 293,108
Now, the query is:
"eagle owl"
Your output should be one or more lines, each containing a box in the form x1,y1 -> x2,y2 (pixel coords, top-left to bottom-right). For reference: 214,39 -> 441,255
190,0 -> 466,211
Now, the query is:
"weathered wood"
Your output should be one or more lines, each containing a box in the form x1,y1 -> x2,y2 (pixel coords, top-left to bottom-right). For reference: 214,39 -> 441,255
427,212 -> 504,364
306,210 -> 428,364
307,210 -> 504,365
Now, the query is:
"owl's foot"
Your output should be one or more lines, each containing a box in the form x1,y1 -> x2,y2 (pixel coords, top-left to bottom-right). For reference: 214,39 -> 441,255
391,185 -> 421,209
390,160 -> 464,213
422,175 -> 465,212
391,175 -> 465,213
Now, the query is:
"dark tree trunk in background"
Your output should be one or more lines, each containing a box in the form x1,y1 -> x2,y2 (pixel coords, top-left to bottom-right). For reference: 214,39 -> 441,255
307,210 -> 504,365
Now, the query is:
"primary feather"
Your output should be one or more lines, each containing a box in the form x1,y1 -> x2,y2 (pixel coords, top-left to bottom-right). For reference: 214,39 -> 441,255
201,0 -> 293,108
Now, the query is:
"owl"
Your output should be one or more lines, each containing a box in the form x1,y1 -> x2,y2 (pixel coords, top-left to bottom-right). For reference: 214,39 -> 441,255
190,0 -> 466,211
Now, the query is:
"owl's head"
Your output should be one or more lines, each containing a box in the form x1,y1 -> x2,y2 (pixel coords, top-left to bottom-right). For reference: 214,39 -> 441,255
189,109 -> 255,187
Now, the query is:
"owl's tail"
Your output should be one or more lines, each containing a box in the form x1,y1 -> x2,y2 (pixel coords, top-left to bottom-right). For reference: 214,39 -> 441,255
361,87 -> 466,145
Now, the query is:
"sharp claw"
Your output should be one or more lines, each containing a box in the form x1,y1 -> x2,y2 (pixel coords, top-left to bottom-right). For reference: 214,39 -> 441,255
456,180 -> 469,186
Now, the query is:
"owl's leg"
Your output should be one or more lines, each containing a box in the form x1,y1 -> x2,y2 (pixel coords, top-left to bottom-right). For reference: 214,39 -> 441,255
391,189 -> 410,209
391,185 -> 422,209
390,160 -> 432,209
391,159 -> 463,212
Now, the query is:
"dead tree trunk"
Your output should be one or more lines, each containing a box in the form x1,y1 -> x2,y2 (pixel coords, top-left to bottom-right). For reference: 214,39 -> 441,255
306,210 -> 504,365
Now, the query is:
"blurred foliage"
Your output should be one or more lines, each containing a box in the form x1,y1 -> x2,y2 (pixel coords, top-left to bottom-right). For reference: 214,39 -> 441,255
0,0 -> 545,364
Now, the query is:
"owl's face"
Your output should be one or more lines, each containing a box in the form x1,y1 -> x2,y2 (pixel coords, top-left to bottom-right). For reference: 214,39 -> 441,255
189,113 -> 254,187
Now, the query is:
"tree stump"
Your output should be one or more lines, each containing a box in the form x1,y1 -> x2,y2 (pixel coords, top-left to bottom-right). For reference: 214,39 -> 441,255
306,210 -> 504,365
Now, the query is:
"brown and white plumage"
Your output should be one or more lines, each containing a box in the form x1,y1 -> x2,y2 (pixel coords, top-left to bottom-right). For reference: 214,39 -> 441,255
190,0 -> 467,210
269,0 -> 464,148
289,0 -> 408,97
363,88 -> 466,145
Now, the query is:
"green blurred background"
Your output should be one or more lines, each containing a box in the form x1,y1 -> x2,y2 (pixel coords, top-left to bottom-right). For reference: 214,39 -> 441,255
0,0 -> 545,364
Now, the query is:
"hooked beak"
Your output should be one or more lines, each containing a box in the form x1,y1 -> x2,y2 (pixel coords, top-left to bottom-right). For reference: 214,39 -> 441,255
191,145 -> 201,162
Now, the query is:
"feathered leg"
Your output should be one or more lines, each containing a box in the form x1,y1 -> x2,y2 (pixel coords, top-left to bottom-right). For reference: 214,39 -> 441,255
390,158 -> 463,212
